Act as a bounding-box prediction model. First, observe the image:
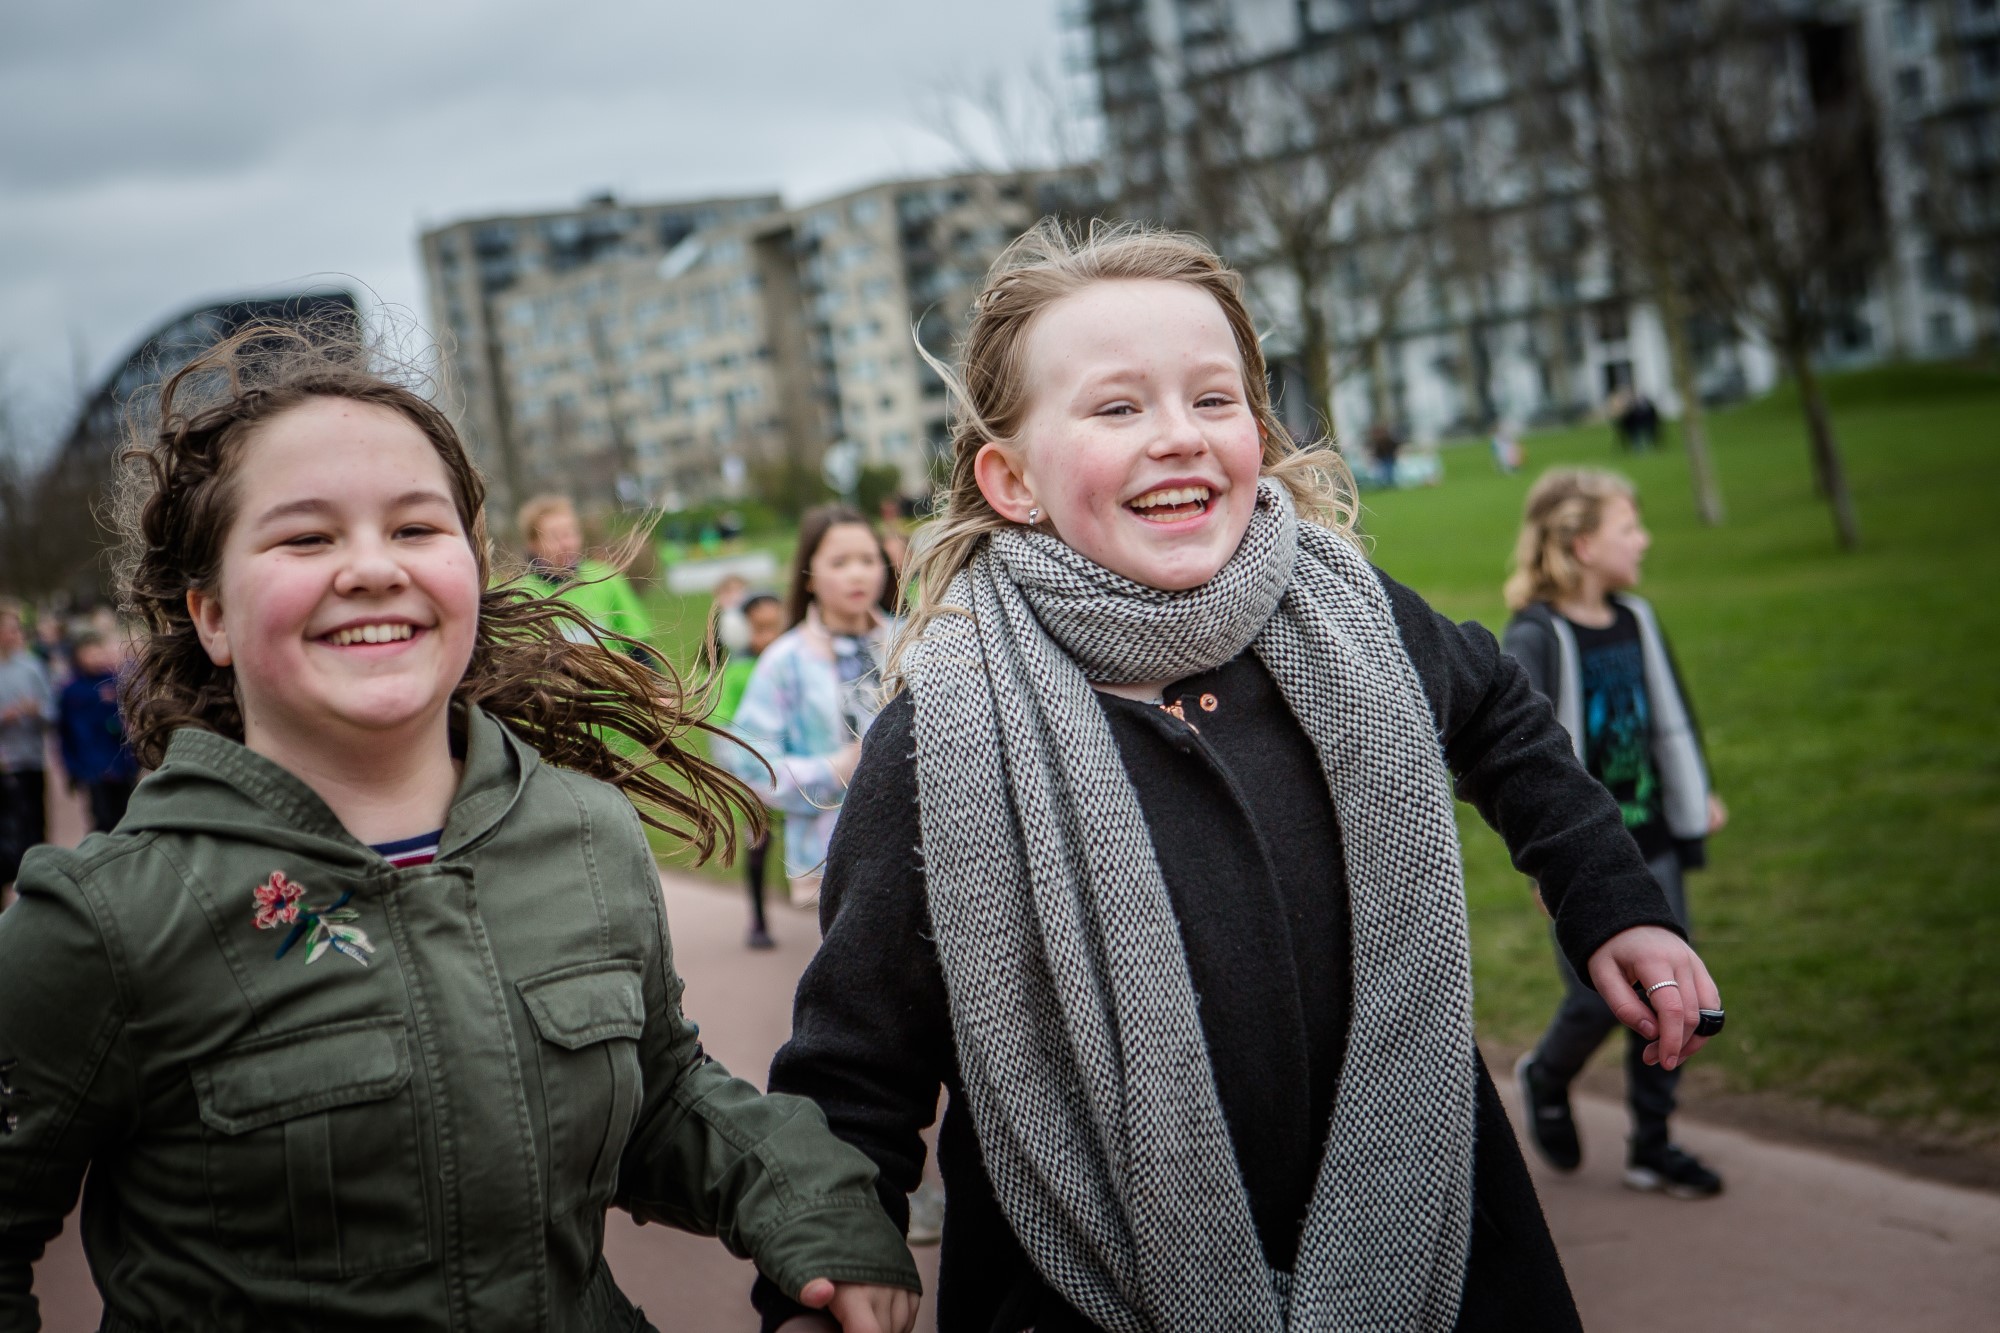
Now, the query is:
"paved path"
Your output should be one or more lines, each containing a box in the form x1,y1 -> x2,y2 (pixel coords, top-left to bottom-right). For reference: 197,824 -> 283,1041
24,860 -> 2000,1330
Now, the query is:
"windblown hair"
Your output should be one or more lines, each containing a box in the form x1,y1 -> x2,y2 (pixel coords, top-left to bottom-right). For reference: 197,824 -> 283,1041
112,326 -> 758,860
1503,467 -> 1638,611
894,218 -> 1357,669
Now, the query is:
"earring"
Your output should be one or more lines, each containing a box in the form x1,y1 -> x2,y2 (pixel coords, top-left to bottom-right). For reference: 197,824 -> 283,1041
1027,507 -> 1041,525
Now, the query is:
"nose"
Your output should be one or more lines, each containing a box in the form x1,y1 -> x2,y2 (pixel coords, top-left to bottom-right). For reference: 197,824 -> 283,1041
332,532 -> 410,597
1148,400 -> 1209,458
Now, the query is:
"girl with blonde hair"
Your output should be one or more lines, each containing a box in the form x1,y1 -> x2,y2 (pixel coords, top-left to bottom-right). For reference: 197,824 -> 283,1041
756,222 -> 1723,1332
1504,468 -> 1731,1201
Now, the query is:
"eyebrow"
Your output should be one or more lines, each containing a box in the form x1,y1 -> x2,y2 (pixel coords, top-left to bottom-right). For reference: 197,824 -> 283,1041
252,489 -> 456,526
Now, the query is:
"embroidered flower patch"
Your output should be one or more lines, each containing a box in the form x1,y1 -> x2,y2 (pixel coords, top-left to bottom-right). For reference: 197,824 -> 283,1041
254,872 -> 376,967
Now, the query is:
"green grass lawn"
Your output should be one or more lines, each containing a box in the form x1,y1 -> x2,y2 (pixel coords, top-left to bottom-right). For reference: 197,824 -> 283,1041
1362,362 -> 2000,1132
631,363 -> 2000,1132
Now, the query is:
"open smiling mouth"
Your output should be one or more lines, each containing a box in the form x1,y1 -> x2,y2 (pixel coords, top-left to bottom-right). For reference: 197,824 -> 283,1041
1128,485 -> 1212,523
322,623 -> 419,647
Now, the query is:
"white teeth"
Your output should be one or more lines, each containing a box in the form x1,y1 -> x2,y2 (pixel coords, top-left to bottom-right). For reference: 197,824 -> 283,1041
1130,485 -> 1212,510
328,623 -> 415,646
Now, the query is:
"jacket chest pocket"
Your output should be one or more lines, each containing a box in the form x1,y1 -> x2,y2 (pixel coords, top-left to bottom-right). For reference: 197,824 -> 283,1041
518,960 -> 646,1219
190,1016 -> 432,1280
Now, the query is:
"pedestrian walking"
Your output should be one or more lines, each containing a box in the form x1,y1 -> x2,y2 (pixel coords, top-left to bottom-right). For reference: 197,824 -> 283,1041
0,329 -> 919,1333
0,600 -> 55,896
717,506 -> 897,912
754,222 -> 1723,1333
55,628 -> 139,832
1503,467 -> 1730,1200
518,493 -> 658,660
710,591 -> 788,949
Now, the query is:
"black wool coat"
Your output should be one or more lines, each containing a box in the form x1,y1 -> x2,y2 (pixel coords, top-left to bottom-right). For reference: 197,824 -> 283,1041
754,570 -> 1681,1333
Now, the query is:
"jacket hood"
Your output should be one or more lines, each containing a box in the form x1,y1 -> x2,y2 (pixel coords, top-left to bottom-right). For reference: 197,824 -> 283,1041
119,704 -> 536,867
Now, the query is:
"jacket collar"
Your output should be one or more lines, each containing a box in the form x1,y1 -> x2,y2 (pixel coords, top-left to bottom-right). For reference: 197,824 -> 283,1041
120,703 -> 536,865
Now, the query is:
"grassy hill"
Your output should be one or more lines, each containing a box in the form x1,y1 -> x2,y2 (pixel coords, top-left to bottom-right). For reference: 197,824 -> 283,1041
1363,363 -> 2000,1131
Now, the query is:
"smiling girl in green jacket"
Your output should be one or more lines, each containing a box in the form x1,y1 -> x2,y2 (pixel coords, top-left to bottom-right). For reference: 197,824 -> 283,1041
0,330 -> 919,1333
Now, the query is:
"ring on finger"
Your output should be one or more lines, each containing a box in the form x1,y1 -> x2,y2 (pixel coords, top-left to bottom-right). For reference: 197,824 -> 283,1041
1644,979 -> 1680,996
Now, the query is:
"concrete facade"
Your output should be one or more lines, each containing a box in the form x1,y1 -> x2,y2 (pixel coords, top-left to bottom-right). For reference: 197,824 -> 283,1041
418,171 -> 1098,521
1076,0 -> 2000,445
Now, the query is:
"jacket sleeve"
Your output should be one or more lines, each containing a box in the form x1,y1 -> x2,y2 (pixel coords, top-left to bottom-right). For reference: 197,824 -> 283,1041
605,800 -> 919,1301
1376,570 -> 1682,979
752,692 -> 957,1329
720,648 -> 850,819
0,851 -> 139,1333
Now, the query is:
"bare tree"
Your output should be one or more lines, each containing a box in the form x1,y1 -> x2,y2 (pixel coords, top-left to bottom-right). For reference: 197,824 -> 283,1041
1656,3 -> 1883,549
1504,0 -> 1729,524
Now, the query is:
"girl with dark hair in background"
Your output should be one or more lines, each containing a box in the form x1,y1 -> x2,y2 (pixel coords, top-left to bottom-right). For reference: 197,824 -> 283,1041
0,329 -> 919,1333
718,505 -> 896,912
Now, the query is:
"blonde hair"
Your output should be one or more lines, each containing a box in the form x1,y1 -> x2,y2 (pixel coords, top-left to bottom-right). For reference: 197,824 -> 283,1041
1503,468 -> 1638,610
517,493 -> 577,547
895,219 -> 1356,668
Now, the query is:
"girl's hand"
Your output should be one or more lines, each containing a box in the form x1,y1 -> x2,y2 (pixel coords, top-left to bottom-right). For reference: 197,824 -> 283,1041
794,1278 -> 920,1333
1707,793 -> 1729,834
1586,925 -> 1721,1072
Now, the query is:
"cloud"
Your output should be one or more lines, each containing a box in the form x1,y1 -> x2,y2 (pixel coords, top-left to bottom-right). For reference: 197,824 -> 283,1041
0,0 -> 1085,444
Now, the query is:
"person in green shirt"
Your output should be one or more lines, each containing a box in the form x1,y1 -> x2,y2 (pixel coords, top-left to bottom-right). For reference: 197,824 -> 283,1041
518,494 -> 656,658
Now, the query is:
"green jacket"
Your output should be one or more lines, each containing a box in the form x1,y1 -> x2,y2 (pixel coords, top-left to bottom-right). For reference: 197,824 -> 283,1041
530,560 -> 654,652
0,707 -> 917,1332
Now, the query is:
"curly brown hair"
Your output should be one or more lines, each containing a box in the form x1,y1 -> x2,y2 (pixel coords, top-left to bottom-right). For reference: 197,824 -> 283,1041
112,325 -> 758,861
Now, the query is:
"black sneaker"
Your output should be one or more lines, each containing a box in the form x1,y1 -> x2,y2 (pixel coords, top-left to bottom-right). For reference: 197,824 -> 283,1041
1624,1142 -> 1724,1199
745,927 -> 776,951
1515,1053 -> 1581,1172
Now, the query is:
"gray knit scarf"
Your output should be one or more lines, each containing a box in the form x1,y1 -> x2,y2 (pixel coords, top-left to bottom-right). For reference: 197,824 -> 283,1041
903,480 -> 1476,1333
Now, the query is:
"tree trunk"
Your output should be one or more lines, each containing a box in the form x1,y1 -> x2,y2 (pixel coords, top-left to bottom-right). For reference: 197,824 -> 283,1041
1297,259 -> 1337,444
1784,343 -> 1861,551
1647,257 -> 1725,525
1369,336 -> 1398,429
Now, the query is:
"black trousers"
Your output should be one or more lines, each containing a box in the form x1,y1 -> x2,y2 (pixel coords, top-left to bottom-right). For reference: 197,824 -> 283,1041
1532,847 -> 1689,1149
0,767 -> 47,886
87,778 -> 134,833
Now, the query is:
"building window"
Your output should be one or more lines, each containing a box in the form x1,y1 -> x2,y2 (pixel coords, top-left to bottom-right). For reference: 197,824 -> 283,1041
1897,66 -> 1925,107
1594,302 -> 1629,343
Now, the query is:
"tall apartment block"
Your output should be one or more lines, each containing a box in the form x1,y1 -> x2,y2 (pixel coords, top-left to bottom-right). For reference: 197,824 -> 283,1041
1075,0 -> 1999,444
419,171 -> 1098,523
419,193 -> 780,523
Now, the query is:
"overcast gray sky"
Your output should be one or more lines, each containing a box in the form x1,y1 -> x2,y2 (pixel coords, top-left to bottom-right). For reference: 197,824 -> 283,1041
0,0 -> 1085,454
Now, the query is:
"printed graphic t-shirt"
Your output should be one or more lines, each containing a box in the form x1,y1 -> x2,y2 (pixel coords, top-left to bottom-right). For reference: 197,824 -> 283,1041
1564,605 -> 1669,858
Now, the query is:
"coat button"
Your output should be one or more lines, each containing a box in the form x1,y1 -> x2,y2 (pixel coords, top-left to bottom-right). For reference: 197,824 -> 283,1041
1199,693 -> 1219,713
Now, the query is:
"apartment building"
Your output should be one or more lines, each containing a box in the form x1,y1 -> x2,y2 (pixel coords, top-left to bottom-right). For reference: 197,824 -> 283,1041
1076,0 -> 1999,444
419,192 -> 780,521
419,169 -> 1099,518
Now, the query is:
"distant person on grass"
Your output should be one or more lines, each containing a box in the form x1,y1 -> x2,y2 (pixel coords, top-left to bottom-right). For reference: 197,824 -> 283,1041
1504,467 -> 1730,1199
519,493 -> 656,660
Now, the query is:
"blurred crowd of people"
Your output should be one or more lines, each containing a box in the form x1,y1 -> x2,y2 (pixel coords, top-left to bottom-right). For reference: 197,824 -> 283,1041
0,599 -> 139,899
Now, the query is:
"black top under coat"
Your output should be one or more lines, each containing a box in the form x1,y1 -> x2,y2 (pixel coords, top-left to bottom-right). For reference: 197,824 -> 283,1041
754,568 -> 1678,1333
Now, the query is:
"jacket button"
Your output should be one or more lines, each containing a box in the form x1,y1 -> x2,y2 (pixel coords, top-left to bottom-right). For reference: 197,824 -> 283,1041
1199,693 -> 1219,713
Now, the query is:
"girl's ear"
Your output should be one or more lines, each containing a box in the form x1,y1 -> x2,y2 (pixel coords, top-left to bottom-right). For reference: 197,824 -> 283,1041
185,589 -> 232,667
973,441 -> 1038,525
